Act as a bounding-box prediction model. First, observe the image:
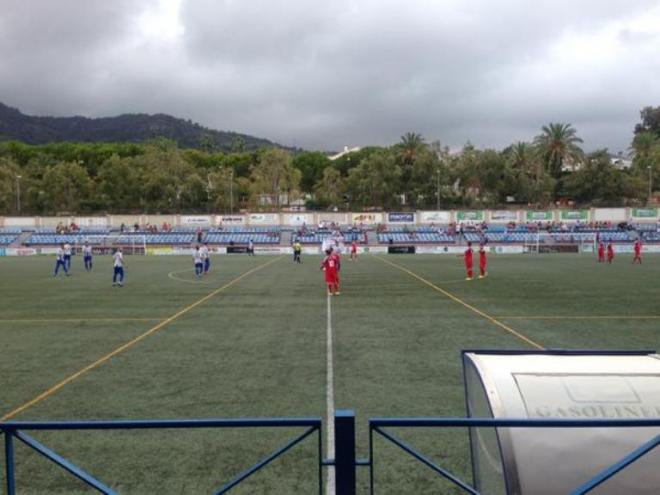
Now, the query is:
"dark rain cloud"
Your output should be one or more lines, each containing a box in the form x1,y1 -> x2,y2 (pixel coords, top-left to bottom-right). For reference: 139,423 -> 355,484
1,0 -> 659,152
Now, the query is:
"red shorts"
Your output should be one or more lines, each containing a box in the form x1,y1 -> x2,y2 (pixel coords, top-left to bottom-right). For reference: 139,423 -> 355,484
325,271 -> 338,284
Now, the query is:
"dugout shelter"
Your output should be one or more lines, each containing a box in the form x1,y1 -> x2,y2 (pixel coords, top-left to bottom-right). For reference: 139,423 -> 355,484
463,350 -> 660,494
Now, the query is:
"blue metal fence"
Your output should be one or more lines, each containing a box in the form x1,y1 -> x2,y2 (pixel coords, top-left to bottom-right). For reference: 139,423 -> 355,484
3,413 -> 660,494
1,418 -> 323,495
368,416 -> 660,495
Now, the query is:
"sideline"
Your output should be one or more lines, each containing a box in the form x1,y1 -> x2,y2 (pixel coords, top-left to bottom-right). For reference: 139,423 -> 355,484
1,256 -> 283,421
0,318 -> 161,324
373,255 -> 545,350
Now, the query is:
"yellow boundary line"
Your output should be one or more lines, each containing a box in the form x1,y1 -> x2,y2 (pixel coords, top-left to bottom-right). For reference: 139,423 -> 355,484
1,256 -> 282,421
373,255 -> 545,350
0,318 -> 162,323
497,315 -> 660,320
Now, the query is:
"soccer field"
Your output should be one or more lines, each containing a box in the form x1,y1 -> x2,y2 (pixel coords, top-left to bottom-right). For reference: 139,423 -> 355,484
1,252 -> 659,494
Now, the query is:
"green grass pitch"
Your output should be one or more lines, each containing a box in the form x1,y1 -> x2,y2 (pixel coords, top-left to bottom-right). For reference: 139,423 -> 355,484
1,252 -> 659,494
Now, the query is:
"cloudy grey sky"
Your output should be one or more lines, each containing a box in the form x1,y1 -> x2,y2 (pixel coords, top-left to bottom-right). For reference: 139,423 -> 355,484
1,0 -> 659,152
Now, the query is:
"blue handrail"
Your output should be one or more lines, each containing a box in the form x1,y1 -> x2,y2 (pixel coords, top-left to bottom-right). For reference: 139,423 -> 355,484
369,417 -> 660,495
1,417 -> 323,495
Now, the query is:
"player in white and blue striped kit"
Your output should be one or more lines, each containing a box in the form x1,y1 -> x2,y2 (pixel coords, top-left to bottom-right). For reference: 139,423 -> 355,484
63,242 -> 72,272
82,242 -> 93,272
112,248 -> 124,286
193,246 -> 203,277
201,242 -> 210,274
54,243 -> 69,277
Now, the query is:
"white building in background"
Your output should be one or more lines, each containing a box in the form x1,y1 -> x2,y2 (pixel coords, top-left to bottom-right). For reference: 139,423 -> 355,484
329,145 -> 361,161
610,154 -> 633,170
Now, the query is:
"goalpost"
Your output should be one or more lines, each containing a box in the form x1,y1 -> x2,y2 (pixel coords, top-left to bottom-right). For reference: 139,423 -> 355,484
523,232 -> 596,254
74,234 -> 148,255
523,233 -> 541,254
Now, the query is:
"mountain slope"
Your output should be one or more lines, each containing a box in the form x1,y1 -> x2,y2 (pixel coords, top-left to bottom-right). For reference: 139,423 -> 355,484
0,102 -> 279,151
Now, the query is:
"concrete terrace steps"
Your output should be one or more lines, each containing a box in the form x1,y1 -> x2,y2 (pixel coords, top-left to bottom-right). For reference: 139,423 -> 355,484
280,230 -> 293,245
366,231 -> 380,245
10,232 -> 32,248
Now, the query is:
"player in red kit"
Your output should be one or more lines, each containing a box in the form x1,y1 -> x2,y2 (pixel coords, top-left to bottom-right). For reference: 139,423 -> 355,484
350,240 -> 358,260
331,248 -> 341,294
464,242 -> 474,280
633,239 -> 642,264
597,241 -> 605,262
607,243 -> 615,264
321,249 -> 339,295
478,243 -> 487,278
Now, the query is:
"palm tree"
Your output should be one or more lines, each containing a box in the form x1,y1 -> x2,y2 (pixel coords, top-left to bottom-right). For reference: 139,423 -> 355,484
510,142 -> 537,176
399,132 -> 426,165
629,131 -> 659,161
534,123 -> 583,177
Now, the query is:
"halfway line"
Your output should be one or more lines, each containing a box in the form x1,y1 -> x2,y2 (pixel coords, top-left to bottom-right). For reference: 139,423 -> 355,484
373,256 -> 545,350
1,256 -> 283,421
0,318 -> 162,324
326,293 -> 336,495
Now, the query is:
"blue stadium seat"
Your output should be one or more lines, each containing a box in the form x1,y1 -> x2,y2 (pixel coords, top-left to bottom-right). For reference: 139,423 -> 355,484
0,235 -> 19,245
642,231 -> 660,242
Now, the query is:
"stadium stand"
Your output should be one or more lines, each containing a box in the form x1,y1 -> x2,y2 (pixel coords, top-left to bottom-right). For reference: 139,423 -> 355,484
0,235 -> 19,245
116,233 -> 195,245
24,233 -> 107,245
205,227 -> 281,244
377,230 -> 455,244
0,227 -> 21,245
598,231 -> 635,242
12,220 -> 653,248
294,232 -> 334,244
641,231 -> 660,243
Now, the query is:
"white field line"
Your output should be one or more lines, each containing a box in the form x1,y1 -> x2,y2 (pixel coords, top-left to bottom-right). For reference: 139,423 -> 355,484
326,293 -> 336,495
167,268 -> 211,285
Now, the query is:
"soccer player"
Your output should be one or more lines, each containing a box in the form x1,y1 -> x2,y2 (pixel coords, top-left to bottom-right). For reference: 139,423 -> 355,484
607,243 -> 615,264
633,239 -> 642,264
54,243 -> 69,277
63,242 -> 72,272
247,238 -> 255,256
350,240 -> 358,260
331,247 -> 341,294
112,248 -> 124,286
478,243 -> 487,279
597,241 -> 605,263
292,240 -> 302,263
201,242 -> 211,274
464,242 -> 474,280
82,241 -> 93,272
193,246 -> 204,277
321,248 -> 339,295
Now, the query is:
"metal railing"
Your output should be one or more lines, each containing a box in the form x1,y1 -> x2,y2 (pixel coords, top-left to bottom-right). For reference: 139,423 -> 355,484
4,413 -> 660,494
1,417 -> 323,495
368,416 -> 660,495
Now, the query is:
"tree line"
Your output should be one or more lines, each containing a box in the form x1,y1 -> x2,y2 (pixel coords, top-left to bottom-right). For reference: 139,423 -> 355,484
0,107 -> 659,215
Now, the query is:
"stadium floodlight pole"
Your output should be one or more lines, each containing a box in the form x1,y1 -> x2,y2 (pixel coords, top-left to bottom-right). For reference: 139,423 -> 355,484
16,175 -> 22,214
436,168 -> 440,210
230,169 -> 234,214
648,166 -> 653,206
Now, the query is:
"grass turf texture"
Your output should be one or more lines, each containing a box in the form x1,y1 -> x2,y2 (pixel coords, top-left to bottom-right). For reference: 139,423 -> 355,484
0,253 -> 659,493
